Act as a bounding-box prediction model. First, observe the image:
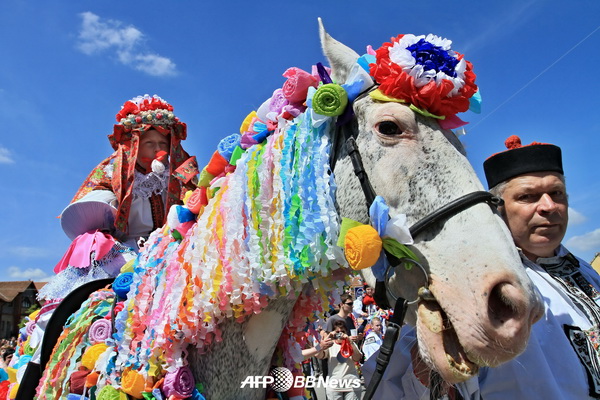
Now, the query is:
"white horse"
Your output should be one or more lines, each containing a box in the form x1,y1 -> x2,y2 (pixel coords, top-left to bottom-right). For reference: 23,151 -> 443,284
189,20 -> 543,398
34,20 -> 543,400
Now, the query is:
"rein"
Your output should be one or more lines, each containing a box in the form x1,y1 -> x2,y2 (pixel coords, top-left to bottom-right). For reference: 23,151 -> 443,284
331,103 -> 501,400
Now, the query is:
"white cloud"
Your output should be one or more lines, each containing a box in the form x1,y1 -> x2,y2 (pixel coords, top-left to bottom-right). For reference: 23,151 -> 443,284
7,266 -> 52,281
8,246 -> 53,259
0,146 -> 14,164
77,12 -> 142,54
129,53 -> 177,77
568,207 -> 587,226
565,228 -> 600,252
77,12 -> 176,77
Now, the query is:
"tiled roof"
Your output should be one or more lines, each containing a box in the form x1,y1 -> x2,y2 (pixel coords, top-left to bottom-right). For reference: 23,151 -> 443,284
0,281 -> 37,302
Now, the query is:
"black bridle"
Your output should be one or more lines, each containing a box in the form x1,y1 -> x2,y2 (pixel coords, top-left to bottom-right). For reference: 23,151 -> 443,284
330,96 -> 501,400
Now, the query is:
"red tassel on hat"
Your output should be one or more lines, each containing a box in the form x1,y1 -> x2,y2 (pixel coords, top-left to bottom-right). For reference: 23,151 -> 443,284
504,135 -> 522,149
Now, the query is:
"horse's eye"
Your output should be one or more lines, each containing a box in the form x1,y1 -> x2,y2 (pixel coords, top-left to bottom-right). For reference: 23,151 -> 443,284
377,121 -> 403,136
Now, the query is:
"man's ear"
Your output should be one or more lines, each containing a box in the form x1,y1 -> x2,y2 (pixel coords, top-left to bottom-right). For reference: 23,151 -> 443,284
497,203 -> 508,222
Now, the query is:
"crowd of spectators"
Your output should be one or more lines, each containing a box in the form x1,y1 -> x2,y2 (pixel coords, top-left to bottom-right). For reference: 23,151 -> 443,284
0,338 -> 16,381
296,285 -> 386,400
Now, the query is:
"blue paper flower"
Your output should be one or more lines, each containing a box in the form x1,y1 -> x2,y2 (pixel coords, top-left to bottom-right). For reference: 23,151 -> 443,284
406,38 -> 459,77
113,272 -> 134,300
368,196 -> 390,281
217,133 -> 242,161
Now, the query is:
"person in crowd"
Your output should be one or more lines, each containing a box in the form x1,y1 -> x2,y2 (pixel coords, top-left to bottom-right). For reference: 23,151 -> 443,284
352,297 -> 365,320
364,135 -> 600,399
0,348 -> 14,379
353,285 -> 379,335
361,286 -> 377,316
361,317 -> 383,362
326,294 -> 359,338
317,320 -> 363,400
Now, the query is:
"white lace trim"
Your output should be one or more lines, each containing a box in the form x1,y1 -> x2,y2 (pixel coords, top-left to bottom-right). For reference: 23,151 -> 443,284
103,163 -> 114,179
133,166 -> 169,200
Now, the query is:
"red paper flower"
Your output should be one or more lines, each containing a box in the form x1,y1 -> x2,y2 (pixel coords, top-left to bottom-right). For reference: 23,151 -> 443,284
115,101 -> 139,121
186,188 -> 206,214
0,381 -> 9,399
115,95 -> 176,122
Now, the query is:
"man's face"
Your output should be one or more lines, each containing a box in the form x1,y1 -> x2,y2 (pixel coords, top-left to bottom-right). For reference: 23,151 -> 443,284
341,299 -> 353,312
137,129 -> 169,170
501,172 -> 568,260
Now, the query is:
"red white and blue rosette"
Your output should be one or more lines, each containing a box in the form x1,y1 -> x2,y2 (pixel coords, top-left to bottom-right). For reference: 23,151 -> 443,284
368,34 -> 480,129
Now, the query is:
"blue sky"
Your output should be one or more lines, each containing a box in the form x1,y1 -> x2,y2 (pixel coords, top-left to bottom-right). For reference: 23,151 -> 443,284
1,0 -> 598,281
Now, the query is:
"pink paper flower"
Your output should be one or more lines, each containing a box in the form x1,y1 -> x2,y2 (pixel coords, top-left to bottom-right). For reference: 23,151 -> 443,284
282,67 -> 318,104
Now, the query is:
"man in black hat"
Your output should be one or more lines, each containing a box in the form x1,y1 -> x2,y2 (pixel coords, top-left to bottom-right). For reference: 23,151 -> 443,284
364,135 -> 600,399
457,135 -> 600,398
484,135 -> 568,262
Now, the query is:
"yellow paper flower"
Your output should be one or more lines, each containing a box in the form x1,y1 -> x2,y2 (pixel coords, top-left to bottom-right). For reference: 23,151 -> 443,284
182,189 -> 193,204
9,383 -> 19,399
6,368 -> 17,383
344,225 -> 382,270
120,259 -> 135,273
239,111 -> 257,134
121,369 -> 146,399
81,343 -> 109,370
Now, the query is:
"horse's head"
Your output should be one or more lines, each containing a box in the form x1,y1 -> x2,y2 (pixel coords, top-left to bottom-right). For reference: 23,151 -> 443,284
320,20 -> 544,383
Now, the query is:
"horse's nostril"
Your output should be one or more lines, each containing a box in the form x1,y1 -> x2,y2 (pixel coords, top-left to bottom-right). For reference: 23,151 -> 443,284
487,282 -> 522,327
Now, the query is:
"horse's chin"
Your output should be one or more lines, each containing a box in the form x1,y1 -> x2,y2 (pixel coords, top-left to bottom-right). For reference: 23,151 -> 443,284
417,301 -> 479,383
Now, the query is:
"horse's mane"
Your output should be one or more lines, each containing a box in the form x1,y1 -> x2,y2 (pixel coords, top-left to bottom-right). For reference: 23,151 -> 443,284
36,73 -> 360,397
114,110 -> 346,373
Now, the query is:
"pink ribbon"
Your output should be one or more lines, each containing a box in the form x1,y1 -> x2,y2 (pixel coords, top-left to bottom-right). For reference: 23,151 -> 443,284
53,230 -> 115,273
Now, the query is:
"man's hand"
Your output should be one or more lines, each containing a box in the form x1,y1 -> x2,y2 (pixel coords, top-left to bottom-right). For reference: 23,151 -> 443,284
320,335 -> 334,350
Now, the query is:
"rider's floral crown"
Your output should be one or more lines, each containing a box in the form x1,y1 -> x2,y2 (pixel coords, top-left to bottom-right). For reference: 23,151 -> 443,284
115,94 -> 179,128
367,34 -> 480,128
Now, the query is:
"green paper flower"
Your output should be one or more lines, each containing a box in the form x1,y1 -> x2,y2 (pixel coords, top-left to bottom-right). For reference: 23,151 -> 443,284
312,84 -> 348,117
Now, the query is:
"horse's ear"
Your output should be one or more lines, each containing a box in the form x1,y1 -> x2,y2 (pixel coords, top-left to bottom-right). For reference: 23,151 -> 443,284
319,18 -> 360,84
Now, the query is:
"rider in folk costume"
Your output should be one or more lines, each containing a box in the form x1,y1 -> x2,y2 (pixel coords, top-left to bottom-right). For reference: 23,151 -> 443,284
38,94 -> 198,301
14,95 -> 197,387
364,136 -> 600,399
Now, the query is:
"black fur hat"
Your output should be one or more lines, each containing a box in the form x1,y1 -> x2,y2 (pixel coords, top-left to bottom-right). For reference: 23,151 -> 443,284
483,135 -> 563,189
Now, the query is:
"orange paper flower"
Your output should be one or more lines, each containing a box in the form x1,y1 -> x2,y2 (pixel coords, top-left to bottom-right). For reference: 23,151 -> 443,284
121,369 -> 146,399
344,225 -> 382,270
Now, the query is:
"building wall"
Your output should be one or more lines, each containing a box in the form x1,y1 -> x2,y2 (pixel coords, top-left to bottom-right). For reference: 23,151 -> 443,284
0,285 -> 41,339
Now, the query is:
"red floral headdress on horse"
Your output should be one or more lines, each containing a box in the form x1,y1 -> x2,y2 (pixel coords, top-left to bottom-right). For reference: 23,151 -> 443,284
70,95 -> 198,234
368,34 -> 480,129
